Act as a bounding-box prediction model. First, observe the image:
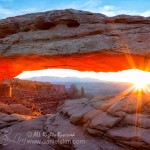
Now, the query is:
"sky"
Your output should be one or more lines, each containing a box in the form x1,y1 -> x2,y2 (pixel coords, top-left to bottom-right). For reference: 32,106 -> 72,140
16,69 -> 150,85
0,0 -> 150,19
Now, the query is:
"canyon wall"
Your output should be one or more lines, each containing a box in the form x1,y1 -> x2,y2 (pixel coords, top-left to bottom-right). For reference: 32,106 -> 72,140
0,78 -> 69,114
0,78 -> 67,99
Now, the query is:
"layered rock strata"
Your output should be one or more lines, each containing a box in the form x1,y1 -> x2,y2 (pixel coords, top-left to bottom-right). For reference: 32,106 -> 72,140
0,9 -> 150,80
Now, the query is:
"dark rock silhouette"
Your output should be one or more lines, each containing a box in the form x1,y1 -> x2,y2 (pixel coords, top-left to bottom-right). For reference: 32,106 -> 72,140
68,84 -> 79,98
80,86 -> 86,98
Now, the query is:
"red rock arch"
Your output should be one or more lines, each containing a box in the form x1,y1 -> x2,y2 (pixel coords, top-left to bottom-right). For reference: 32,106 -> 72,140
0,9 -> 150,81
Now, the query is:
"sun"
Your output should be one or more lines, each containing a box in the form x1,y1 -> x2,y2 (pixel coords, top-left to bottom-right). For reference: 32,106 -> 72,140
133,78 -> 150,92
114,69 -> 150,92
133,80 -> 149,92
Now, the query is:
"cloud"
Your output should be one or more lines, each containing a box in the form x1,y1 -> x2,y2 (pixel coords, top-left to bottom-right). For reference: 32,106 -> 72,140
0,7 -> 13,18
95,5 -> 150,17
63,0 -> 102,12
141,11 -> 150,17
0,0 -> 13,1
55,0 -> 150,17
0,7 -> 39,19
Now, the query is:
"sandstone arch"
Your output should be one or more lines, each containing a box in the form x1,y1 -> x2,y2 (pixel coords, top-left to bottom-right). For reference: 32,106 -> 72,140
0,9 -> 150,81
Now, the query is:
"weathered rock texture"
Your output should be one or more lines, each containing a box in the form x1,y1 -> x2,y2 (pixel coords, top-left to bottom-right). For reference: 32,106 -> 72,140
1,88 -> 150,149
0,9 -> 150,80
59,91 -> 150,150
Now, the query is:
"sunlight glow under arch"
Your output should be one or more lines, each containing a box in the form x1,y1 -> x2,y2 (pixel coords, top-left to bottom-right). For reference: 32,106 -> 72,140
16,69 -> 150,91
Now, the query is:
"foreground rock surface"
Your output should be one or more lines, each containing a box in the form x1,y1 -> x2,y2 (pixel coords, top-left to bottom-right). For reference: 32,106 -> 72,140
0,9 -> 150,80
0,103 -> 33,115
1,89 -> 150,149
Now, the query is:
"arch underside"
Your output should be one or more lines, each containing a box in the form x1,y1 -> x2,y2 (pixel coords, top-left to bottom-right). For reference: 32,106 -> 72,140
0,53 -> 150,81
